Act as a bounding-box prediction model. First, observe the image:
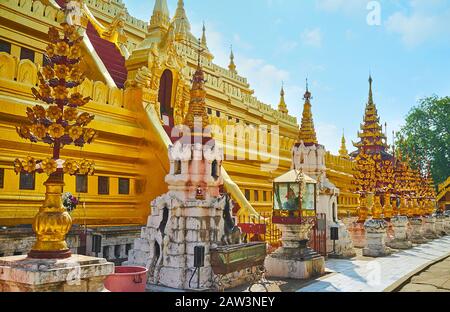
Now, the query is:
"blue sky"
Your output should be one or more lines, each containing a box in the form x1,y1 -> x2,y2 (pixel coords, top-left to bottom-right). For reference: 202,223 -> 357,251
123,0 -> 450,154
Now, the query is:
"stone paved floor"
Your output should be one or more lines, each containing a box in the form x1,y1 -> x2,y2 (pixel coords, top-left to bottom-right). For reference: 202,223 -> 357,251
398,256 -> 450,292
297,236 -> 450,292
240,236 -> 450,292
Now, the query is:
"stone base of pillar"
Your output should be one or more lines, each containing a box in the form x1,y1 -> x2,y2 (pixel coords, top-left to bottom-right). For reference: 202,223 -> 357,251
444,215 -> 450,234
0,255 -> 114,292
347,222 -> 366,248
265,247 -> 325,280
423,216 -> 440,240
435,216 -> 447,236
363,219 -> 393,257
386,216 -> 412,250
410,217 -> 429,244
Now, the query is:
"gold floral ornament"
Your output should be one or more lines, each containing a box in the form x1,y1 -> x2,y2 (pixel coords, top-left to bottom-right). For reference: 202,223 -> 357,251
13,158 -> 23,174
48,124 -> 65,139
26,107 -> 36,122
77,112 -> 94,126
54,85 -> 68,101
23,156 -> 37,173
63,159 -> 78,175
36,83 -> 52,99
83,128 -> 97,144
69,93 -> 90,107
48,26 -> 60,42
33,105 -> 46,119
63,23 -> 80,42
55,65 -> 70,80
64,107 -> 78,121
41,158 -> 57,176
46,44 -> 55,58
31,124 -> 47,139
47,105 -> 62,121
55,41 -> 69,57
69,65 -> 83,81
78,159 -> 94,175
69,44 -> 82,59
68,126 -> 83,141
42,66 -> 55,80
16,125 -> 32,140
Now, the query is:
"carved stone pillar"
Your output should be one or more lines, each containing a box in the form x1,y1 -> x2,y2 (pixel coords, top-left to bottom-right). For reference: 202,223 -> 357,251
410,217 -> 428,244
423,215 -> 439,240
387,216 -> 412,250
363,219 -> 392,257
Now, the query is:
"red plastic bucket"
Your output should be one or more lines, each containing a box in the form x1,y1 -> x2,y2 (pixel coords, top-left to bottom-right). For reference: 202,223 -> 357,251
104,266 -> 149,292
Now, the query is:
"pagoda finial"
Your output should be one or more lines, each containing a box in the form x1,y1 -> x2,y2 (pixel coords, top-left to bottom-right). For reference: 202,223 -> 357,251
184,38 -> 209,131
172,0 -> 192,39
304,78 -> 312,102
339,130 -> 350,159
228,45 -> 237,74
278,82 -> 288,114
201,21 -> 207,46
368,74 -> 374,105
149,0 -> 170,31
298,79 -> 318,145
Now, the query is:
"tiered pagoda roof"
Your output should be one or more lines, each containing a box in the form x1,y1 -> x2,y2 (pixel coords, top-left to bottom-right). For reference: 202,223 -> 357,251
298,80 -> 318,146
351,76 -> 389,158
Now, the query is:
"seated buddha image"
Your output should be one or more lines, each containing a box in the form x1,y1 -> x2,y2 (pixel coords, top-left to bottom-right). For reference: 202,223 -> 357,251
283,187 -> 299,211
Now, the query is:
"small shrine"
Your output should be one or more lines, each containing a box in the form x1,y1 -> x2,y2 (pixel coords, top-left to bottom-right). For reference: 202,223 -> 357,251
265,169 -> 325,280
292,82 -> 355,258
126,49 -> 265,291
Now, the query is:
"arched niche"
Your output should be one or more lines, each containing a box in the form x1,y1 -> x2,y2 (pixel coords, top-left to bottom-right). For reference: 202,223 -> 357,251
158,69 -> 174,126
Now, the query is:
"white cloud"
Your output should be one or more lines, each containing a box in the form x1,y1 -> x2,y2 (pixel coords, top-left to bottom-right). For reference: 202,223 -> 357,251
385,1 -> 450,47
301,28 -> 323,47
385,12 -> 440,47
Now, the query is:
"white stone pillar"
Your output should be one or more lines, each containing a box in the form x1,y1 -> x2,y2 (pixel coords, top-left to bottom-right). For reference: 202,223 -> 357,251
410,217 -> 428,244
387,216 -> 412,250
363,219 -> 392,257
108,245 -> 116,260
423,216 -> 439,240
120,245 -> 127,259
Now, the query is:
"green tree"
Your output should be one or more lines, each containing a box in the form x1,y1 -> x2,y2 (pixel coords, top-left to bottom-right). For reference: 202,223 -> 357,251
396,96 -> 450,187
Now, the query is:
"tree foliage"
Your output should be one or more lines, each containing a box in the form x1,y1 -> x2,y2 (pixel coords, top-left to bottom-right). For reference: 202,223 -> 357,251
396,96 -> 450,187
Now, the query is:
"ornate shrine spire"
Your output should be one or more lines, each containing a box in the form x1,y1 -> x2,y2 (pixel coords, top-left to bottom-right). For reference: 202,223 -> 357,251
352,75 -> 388,154
228,45 -> 237,74
298,79 -> 318,145
278,82 -> 288,114
172,0 -> 193,40
184,39 -> 209,132
201,21 -> 207,47
149,0 -> 170,31
339,130 -> 350,159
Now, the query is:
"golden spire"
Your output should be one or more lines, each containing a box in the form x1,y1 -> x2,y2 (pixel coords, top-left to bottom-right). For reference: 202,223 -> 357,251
184,39 -> 209,132
278,82 -> 288,114
149,0 -> 170,31
298,79 -> 318,145
172,0 -> 192,40
228,45 -> 237,74
201,21 -> 207,47
368,74 -> 374,105
339,130 -> 349,159
353,75 -> 388,153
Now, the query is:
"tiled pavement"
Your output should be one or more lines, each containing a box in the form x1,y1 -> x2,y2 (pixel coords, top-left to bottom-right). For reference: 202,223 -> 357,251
297,236 -> 450,292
